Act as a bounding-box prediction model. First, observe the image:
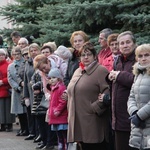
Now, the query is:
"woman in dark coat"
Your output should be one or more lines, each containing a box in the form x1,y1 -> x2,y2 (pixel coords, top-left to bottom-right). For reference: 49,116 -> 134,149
64,30 -> 89,86
0,49 -> 15,132
107,31 -> 137,150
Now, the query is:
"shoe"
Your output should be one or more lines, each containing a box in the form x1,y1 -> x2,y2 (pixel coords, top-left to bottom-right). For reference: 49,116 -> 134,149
16,130 -> 23,136
35,144 -> 45,149
24,134 -> 35,140
20,130 -> 29,136
42,145 -> 54,150
33,135 -> 42,143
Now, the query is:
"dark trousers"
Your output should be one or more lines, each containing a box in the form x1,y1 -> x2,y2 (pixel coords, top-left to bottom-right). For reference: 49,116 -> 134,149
36,114 -> 47,145
26,106 -> 37,135
115,130 -> 130,150
18,113 -> 29,132
80,140 -> 108,150
47,125 -> 57,146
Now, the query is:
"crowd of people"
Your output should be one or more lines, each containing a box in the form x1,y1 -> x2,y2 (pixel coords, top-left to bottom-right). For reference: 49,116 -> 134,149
0,29 -> 150,150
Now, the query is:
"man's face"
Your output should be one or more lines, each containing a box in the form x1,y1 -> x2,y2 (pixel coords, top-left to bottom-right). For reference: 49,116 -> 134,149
98,33 -> 108,49
12,36 -> 20,45
118,34 -> 136,56
38,61 -> 51,74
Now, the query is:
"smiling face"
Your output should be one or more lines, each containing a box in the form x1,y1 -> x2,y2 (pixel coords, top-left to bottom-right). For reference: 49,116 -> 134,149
118,34 -> 136,56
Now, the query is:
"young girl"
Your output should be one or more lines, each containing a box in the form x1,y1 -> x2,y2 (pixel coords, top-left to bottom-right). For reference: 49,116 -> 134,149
47,68 -> 68,150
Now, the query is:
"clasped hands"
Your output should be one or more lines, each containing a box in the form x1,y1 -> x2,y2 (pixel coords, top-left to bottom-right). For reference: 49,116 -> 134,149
108,70 -> 120,82
129,114 -> 145,129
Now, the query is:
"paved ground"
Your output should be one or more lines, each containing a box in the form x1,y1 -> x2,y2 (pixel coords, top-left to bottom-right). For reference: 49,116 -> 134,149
0,122 -> 38,150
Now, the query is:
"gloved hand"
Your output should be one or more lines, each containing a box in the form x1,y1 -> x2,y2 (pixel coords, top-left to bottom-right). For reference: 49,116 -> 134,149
25,99 -> 30,107
129,114 -> 145,129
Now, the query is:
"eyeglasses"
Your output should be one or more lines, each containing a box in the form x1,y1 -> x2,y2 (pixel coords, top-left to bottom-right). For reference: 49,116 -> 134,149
12,53 -> 21,56
138,53 -> 150,58
81,53 -> 93,58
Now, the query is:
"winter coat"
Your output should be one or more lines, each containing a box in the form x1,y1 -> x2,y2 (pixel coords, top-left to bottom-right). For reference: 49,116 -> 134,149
111,52 -> 136,131
48,82 -> 67,125
7,59 -> 26,114
23,58 -> 35,108
0,60 -> 11,97
98,47 -> 112,65
31,70 -> 47,115
128,63 -> 150,149
64,53 -> 79,86
67,61 -> 110,143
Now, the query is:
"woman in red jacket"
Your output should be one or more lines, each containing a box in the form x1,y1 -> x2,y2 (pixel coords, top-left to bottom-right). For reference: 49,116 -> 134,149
0,49 -> 15,132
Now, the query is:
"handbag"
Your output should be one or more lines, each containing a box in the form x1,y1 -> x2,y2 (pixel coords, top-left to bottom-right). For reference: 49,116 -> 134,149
38,95 -> 49,109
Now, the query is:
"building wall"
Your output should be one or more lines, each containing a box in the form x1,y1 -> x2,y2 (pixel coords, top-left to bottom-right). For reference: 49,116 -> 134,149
0,0 -> 15,29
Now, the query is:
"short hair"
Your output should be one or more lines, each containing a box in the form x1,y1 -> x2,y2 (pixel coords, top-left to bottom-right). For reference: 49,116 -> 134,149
18,37 -> 29,45
33,54 -> 48,69
99,28 -> 113,39
10,31 -> 21,38
135,44 -> 150,60
107,33 -> 119,46
117,31 -> 136,43
79,41 -> 97,59
11,46 -> 22,55
41,45 -> 53,53
29,43 -> 40,51
70,31 -> 89,46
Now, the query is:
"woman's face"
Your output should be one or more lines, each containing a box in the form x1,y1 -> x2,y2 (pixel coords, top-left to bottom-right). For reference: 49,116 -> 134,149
80,50 -> 95,67
118,34 -> 136,56
73,35 -> 85,51
12,52 -> 22,61
109,41 -> 119,55
0,53 -> 6,62
137,51 -> 150,66
29,47 -> 40,58
41,48 -> 51,57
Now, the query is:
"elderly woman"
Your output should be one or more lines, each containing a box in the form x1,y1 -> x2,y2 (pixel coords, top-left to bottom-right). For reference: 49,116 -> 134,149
7,46 -> 28,136
128,44 -> 150,150
102,33 -> 120,71
0,49 -> 15,132
108,31 -> 137,150
67,41 -> 110,150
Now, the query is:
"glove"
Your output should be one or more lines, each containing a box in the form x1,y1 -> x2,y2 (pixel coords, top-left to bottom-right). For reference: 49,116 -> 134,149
25,99 -> 30,107
129,114 -> 145,129
15,87 -> 22,93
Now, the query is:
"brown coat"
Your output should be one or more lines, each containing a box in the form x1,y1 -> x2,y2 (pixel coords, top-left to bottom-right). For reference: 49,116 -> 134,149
67,61 -> 110,143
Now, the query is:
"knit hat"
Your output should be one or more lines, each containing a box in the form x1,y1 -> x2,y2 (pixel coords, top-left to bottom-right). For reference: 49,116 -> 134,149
54,45 -> 72,60
0,48 -> 6,55
48,68 -> 63,80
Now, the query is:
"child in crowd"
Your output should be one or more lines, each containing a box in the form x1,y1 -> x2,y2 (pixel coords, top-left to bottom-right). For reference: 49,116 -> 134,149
47,68 -> 68,150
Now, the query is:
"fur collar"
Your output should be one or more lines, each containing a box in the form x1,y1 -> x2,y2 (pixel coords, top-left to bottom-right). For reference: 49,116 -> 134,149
133,62 -> 150,76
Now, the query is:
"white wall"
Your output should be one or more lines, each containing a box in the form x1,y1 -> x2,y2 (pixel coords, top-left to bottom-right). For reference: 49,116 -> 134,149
0,0 -> 15,29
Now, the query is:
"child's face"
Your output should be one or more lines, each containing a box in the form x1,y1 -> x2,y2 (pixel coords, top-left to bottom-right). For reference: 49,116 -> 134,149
49,77 -> 59,86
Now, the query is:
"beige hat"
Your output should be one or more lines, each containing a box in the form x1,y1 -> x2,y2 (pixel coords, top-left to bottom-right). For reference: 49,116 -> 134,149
22,47 -> 29,55
0,48 -> 6,55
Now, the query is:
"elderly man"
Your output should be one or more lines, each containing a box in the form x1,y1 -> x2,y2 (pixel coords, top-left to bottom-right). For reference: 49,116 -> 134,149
18,37 -> 29,49
98,28 -> 113,66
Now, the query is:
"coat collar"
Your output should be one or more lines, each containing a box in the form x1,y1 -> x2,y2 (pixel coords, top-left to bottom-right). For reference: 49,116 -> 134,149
82,61 -> 99,75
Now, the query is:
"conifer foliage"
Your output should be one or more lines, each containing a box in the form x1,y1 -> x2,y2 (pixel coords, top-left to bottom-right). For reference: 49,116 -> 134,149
0,0 -> 149,46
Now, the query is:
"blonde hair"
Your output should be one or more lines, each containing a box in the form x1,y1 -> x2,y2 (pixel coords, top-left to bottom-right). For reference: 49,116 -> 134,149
135,44 -> 150,60
33,54 -> 48,69
70,31 -> 89,46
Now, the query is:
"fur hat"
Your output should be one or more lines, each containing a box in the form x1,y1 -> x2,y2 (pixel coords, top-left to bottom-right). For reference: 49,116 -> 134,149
54,45 -> 72,60
0,48 -> 6,55
48,68 -> 63,80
